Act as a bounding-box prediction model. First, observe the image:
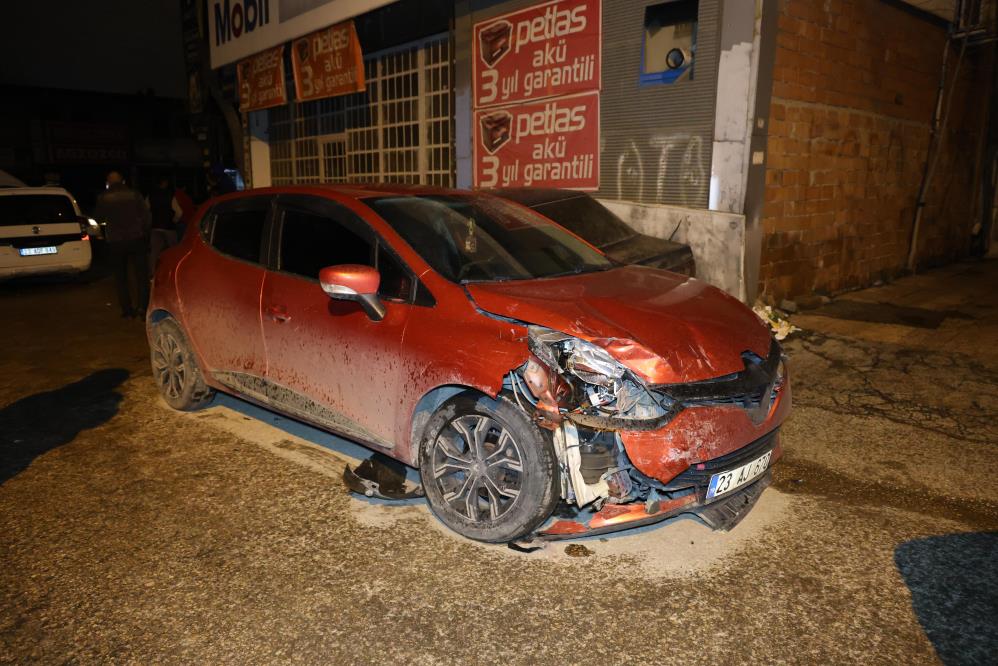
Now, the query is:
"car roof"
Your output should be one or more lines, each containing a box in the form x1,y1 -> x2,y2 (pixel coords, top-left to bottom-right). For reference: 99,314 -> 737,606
490,187 -> 588,207
219,183 -> 483,201
0,186 -> 75,198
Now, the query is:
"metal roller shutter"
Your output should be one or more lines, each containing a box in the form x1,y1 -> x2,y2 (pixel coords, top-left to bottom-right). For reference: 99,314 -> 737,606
596,0 -> 720,207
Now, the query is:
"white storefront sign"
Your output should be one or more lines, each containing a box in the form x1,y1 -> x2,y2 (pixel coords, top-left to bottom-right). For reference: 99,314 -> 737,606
208,0 -> 393,68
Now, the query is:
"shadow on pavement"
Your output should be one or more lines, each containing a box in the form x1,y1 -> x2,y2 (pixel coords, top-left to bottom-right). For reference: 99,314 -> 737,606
808,299 -> 973,328
212,393 -> 422,503
895,532 -> 998,666
0,368 -> 129,485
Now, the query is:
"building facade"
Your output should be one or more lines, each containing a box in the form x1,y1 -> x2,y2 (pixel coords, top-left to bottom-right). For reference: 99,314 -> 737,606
205,0 -> 996,303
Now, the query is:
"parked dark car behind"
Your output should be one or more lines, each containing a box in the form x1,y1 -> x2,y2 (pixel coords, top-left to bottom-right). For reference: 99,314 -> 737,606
493,188 -> 696,276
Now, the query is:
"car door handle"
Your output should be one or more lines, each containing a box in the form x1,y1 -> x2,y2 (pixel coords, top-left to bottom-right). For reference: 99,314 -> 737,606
265,305 -> 291,323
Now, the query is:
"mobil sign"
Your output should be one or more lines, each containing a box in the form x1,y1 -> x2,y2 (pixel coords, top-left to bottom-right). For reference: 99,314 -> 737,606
212,0 -> 272,48
208,0 -> 392,69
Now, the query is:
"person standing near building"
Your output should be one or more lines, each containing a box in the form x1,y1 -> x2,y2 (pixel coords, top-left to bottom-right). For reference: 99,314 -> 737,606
206,164 -> 236,197
95,170 -> 151,318
173,183 -> 196,239
146,175 -> 182,275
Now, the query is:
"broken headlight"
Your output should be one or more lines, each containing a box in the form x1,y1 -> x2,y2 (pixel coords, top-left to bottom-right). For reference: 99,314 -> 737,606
564,339 -> 626,388
528,326 -> 627,388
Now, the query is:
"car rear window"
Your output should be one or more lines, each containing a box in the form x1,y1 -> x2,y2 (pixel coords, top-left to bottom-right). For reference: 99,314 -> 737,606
530,195 -> 636,247
0,195 -> 76,226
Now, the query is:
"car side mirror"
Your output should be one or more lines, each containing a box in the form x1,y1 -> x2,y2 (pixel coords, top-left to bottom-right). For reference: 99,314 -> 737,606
319,264 -> 385,321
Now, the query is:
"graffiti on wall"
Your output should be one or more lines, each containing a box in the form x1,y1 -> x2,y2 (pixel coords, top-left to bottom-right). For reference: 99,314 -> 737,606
611,132 -> 706,206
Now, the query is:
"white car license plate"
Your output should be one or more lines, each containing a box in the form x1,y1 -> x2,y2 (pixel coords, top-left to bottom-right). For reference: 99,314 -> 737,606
19,246 -> 58,256
706,450 -> 773,500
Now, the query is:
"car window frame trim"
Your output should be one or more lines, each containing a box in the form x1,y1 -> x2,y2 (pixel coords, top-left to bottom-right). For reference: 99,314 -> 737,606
200,195 -> 277,269
269,194 -> 433,307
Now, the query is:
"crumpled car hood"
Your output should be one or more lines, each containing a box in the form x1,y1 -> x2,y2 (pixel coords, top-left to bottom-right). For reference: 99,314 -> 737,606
466,265 -> 772,383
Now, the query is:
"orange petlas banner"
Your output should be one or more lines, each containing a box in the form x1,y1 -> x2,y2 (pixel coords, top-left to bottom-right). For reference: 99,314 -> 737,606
292,21 -> 365,102
237,45 -> 287,111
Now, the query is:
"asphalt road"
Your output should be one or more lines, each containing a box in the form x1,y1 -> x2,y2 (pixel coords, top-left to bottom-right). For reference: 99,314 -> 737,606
2,261 -> 997,665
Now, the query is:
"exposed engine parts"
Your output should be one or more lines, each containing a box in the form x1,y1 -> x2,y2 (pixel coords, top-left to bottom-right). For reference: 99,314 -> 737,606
516,325 -> 672,431
506,326 -> 674,510
507,325 -> 786,515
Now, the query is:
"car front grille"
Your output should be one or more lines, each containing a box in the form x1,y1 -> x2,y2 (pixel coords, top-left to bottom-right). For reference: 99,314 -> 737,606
652,338 -> 783,422
654,429 -> 779,499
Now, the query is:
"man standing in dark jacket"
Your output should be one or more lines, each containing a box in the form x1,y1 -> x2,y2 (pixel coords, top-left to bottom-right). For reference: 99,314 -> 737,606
146,175 -> 181,276
95,170 -> 151,318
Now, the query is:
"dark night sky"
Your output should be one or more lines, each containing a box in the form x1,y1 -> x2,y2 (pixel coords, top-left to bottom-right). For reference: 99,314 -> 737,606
0,0 -> 186,98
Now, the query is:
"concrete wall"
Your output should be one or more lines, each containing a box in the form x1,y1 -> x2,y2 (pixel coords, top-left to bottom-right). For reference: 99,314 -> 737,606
760,0 -> 987,301
710,0 -> 761,215
599,198 -> 747,300
247,111 -> 271,188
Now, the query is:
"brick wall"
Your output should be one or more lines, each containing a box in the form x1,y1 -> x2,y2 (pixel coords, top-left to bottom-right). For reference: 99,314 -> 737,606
760,0 -> 985,301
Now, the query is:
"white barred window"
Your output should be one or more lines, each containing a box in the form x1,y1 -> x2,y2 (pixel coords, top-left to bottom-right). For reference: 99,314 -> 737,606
269,35 -> 453,187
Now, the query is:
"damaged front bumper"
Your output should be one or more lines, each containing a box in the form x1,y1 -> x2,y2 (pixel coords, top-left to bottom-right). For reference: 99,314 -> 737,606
534,429 -> 781,540
342,324 -> 791,544
538,471 -> 773,539
510,330 -> 791,540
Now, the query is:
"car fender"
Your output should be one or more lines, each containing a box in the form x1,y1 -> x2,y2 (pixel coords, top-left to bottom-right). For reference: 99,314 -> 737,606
394,317 -> 530,466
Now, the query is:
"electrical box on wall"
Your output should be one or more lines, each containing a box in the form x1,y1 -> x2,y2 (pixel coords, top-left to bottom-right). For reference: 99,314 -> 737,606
641,0 -> 698,85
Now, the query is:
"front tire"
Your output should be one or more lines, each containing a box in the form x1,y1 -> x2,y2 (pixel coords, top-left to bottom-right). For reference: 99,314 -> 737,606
150,318 -> 213,411
419,393 -> 559,542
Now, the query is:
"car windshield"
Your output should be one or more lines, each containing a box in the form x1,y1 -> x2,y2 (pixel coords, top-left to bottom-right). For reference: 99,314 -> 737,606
366,194 -> 613,283
530,194 -> 636,247
0,195 -> 76,226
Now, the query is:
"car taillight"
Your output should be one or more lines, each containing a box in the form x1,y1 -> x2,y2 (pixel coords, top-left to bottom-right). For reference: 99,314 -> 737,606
78,217 -> 99,240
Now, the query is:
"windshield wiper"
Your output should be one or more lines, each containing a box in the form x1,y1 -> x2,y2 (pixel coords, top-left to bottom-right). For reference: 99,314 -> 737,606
460,275 -> 520,284
543,264 -> 615,279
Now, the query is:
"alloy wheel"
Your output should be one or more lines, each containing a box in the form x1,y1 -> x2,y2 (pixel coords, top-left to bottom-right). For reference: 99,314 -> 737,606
429,414 -> 524,522
152,332 -> 187,401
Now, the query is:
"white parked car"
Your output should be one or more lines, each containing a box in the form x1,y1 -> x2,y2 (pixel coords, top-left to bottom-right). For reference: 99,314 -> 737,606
0,187 -> 94,280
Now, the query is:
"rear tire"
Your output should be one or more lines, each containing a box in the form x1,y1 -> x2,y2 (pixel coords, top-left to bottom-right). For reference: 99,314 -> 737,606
419,393 -> 559,543
150,318 -> 213,411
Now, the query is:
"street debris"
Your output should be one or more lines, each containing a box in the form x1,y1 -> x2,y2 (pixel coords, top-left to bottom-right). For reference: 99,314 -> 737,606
507,541 -> 542,554
343,453 -> 424,500
564,544 -> 594,557
753,303 -> 800,341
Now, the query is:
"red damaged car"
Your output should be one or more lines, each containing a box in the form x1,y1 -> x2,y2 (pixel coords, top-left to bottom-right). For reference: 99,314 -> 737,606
147,185 -> 790,543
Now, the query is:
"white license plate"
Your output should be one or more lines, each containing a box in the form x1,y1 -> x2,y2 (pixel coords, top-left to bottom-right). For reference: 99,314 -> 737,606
706,450 -> 773,500
19,246 -> 57,256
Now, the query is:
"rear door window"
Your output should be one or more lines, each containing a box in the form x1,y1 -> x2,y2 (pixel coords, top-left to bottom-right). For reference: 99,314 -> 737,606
0,195 -> 76,226
210,201 -> 269,263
